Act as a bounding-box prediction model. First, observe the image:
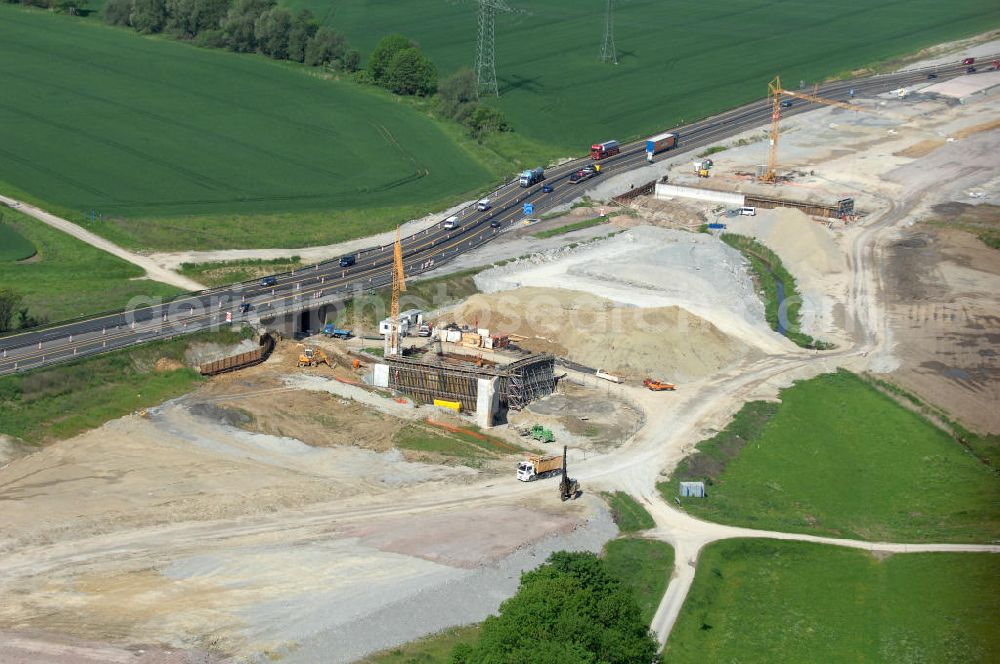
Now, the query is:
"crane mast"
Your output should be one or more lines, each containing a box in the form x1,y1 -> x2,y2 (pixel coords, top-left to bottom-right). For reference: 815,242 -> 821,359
763,75 -> 872,183
384,226 -> 406,357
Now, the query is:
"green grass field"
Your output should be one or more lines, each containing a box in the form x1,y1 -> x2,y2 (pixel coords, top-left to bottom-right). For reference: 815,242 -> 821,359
604,538 -> 674,625
603,491 -> 655,533
0,327 -> 250,443
178,256 -> 304,288
393,422 -> 525,466
0,208 -> 182,324
722,233 -> 830,348
361,625 -> 481,664
0,220 -> 36,261
286,0 -> 1000,151
533,215 -> 609,239
661,370 -> 999,543
666,539 -> 1000,663
0,6 -> 494,250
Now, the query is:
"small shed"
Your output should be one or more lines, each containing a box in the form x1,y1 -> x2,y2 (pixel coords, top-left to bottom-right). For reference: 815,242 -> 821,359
679,481 -> 706,498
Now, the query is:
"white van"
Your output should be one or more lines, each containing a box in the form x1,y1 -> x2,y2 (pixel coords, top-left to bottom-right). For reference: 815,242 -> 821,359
476,198 -> 491,211
738,206 -> 757,217
442,215 -> 460,230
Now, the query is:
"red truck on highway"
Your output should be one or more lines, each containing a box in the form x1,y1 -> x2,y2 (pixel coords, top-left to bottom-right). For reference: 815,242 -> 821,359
590,139 -> 620,160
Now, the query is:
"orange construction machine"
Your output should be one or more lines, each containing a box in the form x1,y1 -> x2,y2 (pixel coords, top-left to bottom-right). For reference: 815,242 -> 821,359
643,378 -> 677,391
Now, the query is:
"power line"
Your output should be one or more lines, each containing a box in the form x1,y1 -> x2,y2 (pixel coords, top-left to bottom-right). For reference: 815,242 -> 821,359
473,0 -> 522,97
600,0 -> 618,65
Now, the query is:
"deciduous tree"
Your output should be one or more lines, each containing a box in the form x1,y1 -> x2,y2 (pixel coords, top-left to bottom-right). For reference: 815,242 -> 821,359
221,0 -> 273,52
103,0 -> 133,26
303,25 -> 346,68
0,289 -> 22,333
130,0 -> 167,34
367,33 -> 414,85
384,46 -> 437,96
452,552 -> 658,664
286,9 -> 317,63
254,5 -> 291,59
165,0 -> 230,38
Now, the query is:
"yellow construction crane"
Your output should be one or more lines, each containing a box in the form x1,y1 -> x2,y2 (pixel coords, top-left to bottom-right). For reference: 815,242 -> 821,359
384,226 -> 407,357
762,75 -> 871,183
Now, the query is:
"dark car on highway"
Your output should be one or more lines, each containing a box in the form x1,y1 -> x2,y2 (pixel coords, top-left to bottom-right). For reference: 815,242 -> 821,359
542,184 -> 554,193
927,72 -> 938,79
966,66 -> 977,73
260,276 -> 277,287
339,255 -> 356,267
780,99 -> 794,108
490,219 -> 502,228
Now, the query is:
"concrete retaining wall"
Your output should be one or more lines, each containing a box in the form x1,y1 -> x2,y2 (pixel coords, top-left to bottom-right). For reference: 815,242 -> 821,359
655,183 -> 745,207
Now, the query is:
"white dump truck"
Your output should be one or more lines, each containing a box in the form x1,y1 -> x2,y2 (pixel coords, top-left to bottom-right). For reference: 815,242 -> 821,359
516,453 -> 563,481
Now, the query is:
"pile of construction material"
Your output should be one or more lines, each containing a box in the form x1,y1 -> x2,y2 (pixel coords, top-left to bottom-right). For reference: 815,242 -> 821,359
436,324 -> 511,350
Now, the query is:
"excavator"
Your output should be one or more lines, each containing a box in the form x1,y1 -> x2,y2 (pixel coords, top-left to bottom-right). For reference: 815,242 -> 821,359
643,378 -> 677,391
296,345 -> 332,368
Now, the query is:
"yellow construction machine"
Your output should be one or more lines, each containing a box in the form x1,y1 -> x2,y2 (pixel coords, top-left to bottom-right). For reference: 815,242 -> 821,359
296,345 -> 332,368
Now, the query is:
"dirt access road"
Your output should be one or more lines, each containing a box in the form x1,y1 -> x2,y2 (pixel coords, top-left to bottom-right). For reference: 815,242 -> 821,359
0,194 -> 206,291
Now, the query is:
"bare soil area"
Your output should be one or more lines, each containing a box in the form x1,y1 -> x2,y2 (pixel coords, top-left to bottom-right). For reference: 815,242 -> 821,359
0,347 -> 614,662
450,287 -> 752,383
884,226 -> 1000,433
507,381 -> 644,452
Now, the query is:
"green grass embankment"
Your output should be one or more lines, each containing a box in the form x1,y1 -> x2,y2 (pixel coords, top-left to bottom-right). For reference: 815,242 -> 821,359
533,216 -> 609,239
0,208 -> 182,326
0,327 -> 251,444
604,539 -> 674,625
660,370 -> 1000,543
178,257 -> 304,288
666,539 -> 1000,663
603,491 -> 655,533
362,625 -> 481,664
721,233 -> 831,349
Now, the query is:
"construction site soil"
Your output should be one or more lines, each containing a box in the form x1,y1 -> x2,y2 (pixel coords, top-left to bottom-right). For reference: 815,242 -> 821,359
2,61 -> 999,663
453,287 -> 752,383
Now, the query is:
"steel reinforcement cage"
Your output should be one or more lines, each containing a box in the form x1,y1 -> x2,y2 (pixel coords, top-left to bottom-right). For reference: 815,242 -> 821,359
386,353 -> 555,412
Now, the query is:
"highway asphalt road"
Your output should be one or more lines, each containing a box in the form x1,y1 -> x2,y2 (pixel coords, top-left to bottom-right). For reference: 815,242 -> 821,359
1,56 -> 996,376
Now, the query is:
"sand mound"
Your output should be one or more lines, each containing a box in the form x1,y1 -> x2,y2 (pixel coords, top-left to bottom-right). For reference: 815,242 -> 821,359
475,226 -> 788,354
450,287 -> 749,382
723,208 -> 848,341
727,207 -> 846,277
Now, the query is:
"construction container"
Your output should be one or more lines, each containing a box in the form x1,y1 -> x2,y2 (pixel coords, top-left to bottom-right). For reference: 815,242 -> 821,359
679,481 -> 705,498
461,332 -> 482,348
433,399 -> 461,412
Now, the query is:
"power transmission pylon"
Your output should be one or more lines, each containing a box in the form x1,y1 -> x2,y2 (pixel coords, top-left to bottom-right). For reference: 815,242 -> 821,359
600,0 -> 618,64
474,0 -> 519,97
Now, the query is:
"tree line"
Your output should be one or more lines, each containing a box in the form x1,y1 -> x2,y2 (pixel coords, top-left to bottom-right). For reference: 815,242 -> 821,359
4,0 -> 88,16
102,0 -> 361,71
